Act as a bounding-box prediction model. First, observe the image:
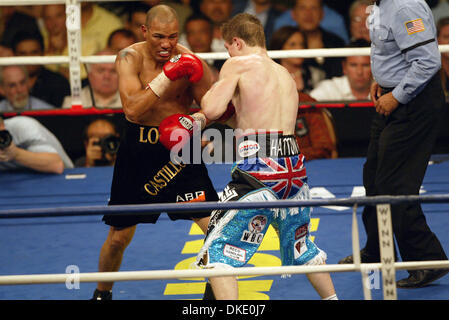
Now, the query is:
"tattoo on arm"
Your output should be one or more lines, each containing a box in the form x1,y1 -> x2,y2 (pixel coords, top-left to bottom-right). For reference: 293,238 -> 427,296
118,49 -> 133,64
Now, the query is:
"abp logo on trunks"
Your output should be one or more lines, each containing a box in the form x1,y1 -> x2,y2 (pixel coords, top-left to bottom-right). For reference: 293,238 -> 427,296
176,191 -> 206,203
241,215 -> 267,245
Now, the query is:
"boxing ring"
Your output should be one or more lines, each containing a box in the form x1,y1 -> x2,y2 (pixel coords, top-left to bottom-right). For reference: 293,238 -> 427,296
1,0 -> 449,302
1,159 -> 448,301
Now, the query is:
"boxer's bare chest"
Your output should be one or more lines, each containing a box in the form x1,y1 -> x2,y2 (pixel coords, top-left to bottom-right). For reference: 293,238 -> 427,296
138,59 -> 194,124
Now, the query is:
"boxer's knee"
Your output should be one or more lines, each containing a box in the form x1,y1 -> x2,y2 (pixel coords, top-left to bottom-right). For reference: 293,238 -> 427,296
106,225 -> 136,253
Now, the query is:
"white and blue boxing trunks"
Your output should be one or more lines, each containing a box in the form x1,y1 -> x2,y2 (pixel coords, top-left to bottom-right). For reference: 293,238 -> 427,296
196,132 -> 327,269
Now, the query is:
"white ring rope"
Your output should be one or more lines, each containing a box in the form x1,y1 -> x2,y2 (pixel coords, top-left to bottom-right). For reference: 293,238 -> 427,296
1,260 -> 448,286
2,46 -> 449,66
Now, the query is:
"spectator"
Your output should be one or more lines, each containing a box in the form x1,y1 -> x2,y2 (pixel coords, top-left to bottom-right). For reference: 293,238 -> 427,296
269,26 -> 325,93
296,92 -> 338,159
40,3 -> 123,80
310,40 -> 372,101
0,43 -> 13,57
0,43 -> 13,101
0,116 -> 73,173
0,65 -> 56,112
80,3 -> 124,54
0,6 -> 40,49
183,13 -> 222,78
438,17 -> 449,103
13,6 -> 43,20
271,0 -> 294,13
273,0 -> 349,45
40,4 -> 70,79
62,49 -> 121,109
75,118 -> 120,167
290,0 -> 346,79
349,0 -> 372,42
41,4 -> 67,57
323,0 -> 353,17
107,28 -> 138,53
125,2 -> 152,42
432,0 -> 449,24
199,0 -> 233,52
184,14 -> 214,53
231,0 -> 282,43
12,31 -> 71,108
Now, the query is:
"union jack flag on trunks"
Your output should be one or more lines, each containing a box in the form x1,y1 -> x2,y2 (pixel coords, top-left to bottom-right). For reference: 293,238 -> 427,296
238,154 -> 307,199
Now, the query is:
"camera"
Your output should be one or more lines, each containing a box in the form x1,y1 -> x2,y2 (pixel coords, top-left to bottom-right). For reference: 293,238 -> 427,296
94,134 -> 120,155
0,130 -> 12,149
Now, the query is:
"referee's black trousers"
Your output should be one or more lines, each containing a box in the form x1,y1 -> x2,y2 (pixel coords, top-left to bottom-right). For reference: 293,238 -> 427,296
362,74 -> 448,263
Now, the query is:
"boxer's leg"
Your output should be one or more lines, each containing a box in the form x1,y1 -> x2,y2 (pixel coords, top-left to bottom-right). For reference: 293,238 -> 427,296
196,189 -> 277,300
276,188 -> 337,300
96,225 -> 137,292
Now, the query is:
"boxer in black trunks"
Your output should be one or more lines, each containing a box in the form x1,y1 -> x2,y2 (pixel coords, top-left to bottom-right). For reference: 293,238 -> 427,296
104,122 -> 217,227
91,5 -> 218,300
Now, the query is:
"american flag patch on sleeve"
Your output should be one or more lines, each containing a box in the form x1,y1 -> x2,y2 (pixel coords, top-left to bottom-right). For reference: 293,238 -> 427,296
405,18 -> 425,35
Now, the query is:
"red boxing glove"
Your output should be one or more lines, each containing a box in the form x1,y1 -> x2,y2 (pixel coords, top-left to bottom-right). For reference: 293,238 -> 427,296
159,114 -> 197,150
163,53 -> 204,83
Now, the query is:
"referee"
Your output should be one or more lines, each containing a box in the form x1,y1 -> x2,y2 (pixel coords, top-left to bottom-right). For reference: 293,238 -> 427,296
339,0 -> 449,288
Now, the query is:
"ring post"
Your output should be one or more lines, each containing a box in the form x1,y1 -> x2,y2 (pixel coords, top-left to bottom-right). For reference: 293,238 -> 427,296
65,0 -> 83,108
376,204 -> 397,300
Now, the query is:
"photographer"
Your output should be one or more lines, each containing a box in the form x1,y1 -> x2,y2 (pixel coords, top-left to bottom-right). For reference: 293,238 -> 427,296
0,116 -> 74,173
76,118 -> 120,167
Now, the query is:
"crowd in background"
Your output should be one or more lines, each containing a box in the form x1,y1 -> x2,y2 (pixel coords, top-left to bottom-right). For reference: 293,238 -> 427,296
0,0 -> 448,172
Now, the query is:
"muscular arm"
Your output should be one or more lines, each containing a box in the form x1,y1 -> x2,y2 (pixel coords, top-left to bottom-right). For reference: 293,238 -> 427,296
0,144 -> 64,174
191,59 -> 215,108
115,48 -> 159,123
201,59 -> 240,121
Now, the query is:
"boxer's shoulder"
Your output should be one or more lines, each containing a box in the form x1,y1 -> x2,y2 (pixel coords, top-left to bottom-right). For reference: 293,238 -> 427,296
222,54 -> 265,76
116,44 -> 144,66
175,43 -> 192,55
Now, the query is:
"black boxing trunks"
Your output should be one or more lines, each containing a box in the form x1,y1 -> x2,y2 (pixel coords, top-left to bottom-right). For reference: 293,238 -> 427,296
103,120 -> 218,228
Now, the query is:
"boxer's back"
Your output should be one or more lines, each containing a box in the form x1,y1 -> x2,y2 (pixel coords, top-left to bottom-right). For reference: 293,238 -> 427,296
232,54 -> 299,135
